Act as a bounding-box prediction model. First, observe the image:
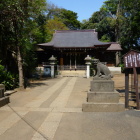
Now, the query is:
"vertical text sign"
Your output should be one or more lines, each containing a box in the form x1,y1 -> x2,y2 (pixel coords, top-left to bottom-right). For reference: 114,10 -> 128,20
123,50 -> 140,68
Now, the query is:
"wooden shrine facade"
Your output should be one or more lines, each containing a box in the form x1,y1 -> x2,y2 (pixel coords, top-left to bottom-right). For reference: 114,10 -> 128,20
37,30 -> 122,68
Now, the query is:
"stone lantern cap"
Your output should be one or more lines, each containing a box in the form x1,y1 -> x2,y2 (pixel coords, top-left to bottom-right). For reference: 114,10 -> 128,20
85,55 -> 91,65
49,55 -> 56,65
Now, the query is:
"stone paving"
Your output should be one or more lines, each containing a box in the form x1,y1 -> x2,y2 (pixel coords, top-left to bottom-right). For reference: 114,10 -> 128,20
0,74 -> 140,140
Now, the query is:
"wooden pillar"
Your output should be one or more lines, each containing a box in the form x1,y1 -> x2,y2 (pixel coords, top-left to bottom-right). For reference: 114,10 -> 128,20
75,54 -> 77,70
60,58 -> 63,65
133,68 -> 140,110
60,50 -> 63,65
125,68 -> 129,108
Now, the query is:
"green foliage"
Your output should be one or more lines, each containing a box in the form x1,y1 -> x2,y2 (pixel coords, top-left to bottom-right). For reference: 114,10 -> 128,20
118,63 -> 125,73
59,9 -> 81,30
46,3 -> 80,30
0,0 -> 47,88
45,17 -> 69,41
81,20 -> 95,29
0,62 -> 18,90
81,0 -> 140,53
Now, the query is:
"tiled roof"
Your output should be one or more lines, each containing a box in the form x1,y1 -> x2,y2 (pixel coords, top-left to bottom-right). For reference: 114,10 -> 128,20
38,30 -> 111,48
107,43 -> 122,51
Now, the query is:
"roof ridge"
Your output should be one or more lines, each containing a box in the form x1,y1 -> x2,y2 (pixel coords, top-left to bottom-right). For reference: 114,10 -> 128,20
55,29 -> 96,33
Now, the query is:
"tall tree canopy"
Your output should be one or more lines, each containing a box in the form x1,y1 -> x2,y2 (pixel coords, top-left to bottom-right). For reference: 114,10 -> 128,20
46,3 -> 81,30
0,0 -> 47,88
81,0 -> 140,52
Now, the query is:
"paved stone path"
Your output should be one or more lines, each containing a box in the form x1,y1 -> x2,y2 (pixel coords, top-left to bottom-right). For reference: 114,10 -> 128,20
0,75 -> 140,140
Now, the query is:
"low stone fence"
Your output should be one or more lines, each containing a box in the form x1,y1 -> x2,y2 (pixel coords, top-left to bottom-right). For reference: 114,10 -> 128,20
108,67 -> 121,74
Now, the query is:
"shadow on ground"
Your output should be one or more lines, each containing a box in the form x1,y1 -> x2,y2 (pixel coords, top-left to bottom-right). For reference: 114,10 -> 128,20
116,89 -> 125,93
28,83 -> 48,88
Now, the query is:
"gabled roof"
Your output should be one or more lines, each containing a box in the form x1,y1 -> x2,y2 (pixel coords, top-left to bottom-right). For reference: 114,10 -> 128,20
38,30 -> 111,49
123,49 -> 140,57
107,42 -> 122,51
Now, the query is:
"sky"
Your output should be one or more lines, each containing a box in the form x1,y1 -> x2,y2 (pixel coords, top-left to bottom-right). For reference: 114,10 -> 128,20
48,0 -> 105,21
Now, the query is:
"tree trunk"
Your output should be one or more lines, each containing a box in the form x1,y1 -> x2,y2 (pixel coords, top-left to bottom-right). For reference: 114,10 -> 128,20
115,0 -> 121,42
17,46 -> 24,89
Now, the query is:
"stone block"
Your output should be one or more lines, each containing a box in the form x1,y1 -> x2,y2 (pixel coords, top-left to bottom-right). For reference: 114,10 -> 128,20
87,90 -> 119,103
0,96 -> 10,107
82,102 -> 125,112
0,88 -> 5,98
0,84 -> 5,91
90,80 -> 114,92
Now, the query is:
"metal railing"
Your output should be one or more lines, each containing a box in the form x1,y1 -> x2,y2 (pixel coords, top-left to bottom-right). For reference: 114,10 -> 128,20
58,65 -> 86,70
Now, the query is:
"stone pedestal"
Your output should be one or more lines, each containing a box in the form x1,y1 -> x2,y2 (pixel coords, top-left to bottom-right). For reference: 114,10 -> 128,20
82,80 -> 124,112
90,80 -> 114,92
0,86 -> 10,107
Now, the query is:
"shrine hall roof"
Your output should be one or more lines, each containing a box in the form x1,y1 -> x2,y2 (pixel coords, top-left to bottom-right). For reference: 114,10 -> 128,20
107,42 -> 122,51
38,30 -> 111,49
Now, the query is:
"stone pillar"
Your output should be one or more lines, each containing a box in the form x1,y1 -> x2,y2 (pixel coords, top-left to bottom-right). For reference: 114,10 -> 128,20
116,51 -> 120,66
86,65 -> 90,78
49,55 -> 57,78
85,55 -> 91,78
51,65 -> 54,78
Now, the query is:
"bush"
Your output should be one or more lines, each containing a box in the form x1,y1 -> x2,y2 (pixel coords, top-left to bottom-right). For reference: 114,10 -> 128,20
118,63 -> 125,73
0,62 -> 18,90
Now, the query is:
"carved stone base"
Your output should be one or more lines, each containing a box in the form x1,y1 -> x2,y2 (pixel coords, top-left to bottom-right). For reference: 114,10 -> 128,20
87,90 -> 119,103
82,80 -> 125,112
90,80 -> 114,92
82,102 -> 124,112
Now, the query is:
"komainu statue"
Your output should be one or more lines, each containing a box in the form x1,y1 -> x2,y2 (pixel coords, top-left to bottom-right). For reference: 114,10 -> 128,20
93,59 -> 113,80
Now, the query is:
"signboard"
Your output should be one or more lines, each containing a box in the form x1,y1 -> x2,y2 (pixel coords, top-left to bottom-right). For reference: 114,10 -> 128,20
123,50 -> 140,68
124,50 -> 140,110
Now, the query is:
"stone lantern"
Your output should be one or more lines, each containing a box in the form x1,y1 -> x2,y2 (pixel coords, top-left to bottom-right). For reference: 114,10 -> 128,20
49,55 -> 57,78
49,55 -> 56,65
85,55 -> 91,78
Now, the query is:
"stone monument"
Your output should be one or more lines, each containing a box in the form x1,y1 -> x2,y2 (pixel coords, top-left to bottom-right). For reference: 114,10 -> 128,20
82,59 -> 124,112
0,84 -> 10,107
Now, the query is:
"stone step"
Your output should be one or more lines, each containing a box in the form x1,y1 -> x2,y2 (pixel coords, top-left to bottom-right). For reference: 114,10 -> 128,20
60,70 -> 86,77
87,91 -> 119,103
0,96 -> 10,107
82,102 -> 125,112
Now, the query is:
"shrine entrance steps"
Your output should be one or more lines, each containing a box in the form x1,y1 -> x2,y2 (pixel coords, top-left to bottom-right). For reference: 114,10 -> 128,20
60,70 -> 86,77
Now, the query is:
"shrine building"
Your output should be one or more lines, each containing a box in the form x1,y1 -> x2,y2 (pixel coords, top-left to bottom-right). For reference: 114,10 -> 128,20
37,29 -> 122,70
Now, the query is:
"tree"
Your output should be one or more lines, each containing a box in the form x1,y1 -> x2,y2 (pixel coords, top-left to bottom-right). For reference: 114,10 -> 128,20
81,0 -> 140,52
46,3 -> 81,30
81,19 -> 95,30
118,0 -> 140,50
45,17 -> 69,42
0,0 -> 47,89
59,9 -> 81,30
81,8 -> 116,42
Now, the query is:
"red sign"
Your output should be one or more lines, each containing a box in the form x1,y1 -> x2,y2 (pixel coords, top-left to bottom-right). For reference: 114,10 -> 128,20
123,50 -> 140,68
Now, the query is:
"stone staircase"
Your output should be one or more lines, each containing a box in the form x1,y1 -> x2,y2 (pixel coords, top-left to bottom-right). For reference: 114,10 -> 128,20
60,70 -> 86,77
